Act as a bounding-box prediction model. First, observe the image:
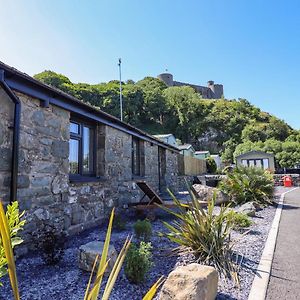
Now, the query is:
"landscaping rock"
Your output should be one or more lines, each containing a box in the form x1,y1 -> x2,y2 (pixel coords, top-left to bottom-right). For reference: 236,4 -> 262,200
192,184 -> 228,205
237,202 -> 256,217
159,263 -> 218,300
33,208 -> 50,221
79,241 -> 118,273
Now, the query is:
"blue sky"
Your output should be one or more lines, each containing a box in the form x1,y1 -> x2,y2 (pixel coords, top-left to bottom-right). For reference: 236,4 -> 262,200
1,0 -> 299,128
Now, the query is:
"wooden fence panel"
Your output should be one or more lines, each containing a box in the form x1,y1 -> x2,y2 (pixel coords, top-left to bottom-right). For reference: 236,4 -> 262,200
178,154 -> 185,175
178,154 -> 206,175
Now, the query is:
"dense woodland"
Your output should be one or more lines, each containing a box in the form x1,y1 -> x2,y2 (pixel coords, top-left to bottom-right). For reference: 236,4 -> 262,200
34,71 -> 300,168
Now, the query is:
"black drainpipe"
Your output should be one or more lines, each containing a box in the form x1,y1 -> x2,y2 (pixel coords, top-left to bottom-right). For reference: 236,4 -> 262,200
0,69 -> 21,203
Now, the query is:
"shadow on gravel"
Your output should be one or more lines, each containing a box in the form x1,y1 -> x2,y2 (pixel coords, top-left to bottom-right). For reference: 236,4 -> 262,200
248,229 -> 262,236
239,256 -> 260,274
252,215 -> 264,219
217,292 -> 238,300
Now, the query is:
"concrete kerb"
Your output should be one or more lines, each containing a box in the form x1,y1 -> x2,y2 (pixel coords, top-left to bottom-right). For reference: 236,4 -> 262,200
248,187 -> 299,300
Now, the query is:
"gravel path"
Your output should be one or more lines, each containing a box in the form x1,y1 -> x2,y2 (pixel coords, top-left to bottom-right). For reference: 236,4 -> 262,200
0,188 -> 287,300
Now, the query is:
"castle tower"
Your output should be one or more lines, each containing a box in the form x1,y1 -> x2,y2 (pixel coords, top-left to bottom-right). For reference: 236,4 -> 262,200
207,80 -> 224,98
157,73 -> 174,87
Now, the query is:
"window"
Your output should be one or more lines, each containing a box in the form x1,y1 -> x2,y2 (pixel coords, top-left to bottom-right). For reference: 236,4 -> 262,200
249,160 -> 255,167
242,159 -> 248,166
256,159 -> 262,168
132,137 -> 145,176
69,120 -> 95,178
263,158 -> 269,169
242,158 -> 269,170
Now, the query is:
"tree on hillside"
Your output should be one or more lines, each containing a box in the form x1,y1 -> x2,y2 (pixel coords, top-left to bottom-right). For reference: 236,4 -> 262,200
136,77 -> 168,124
285,130 -> 300,143
33,69 -> 300,167
205,99 -> 250,144
122,84 -> 144,125
163,86 -> 206,142
221,138 -> 239,163
241,122 -> 268,142
233,141 -> 264,160
68,83 -> 103,106
264,117 -> 291,141
277,141 -> 300,168
34,71 -> 72,92
94,82 -> 122,118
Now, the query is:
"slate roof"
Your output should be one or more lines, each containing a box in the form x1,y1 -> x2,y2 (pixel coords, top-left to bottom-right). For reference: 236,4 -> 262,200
236,150 -> 275,158
178,144 -> 194,151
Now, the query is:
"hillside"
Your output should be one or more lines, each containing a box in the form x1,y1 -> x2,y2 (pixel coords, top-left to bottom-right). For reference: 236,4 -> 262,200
34,71 -> 300,168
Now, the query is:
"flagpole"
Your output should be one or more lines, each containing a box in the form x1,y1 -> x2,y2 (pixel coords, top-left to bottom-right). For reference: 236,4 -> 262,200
118,58 -> 123,121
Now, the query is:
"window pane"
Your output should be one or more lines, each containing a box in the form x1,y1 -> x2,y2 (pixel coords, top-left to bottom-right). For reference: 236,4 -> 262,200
256,160 -> 262,168
249,160 -> 255,167
263,159 -> 269,169
69,139 -> 79,174
70,122 -> 79,134
242,159 -> 248,166
83,126 -> 94,174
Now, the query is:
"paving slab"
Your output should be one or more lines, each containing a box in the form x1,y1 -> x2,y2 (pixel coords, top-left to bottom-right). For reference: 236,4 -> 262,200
266,188 -> 300,300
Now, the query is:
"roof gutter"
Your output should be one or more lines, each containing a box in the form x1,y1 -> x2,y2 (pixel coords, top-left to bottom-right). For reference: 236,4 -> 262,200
0,69 -> 21,203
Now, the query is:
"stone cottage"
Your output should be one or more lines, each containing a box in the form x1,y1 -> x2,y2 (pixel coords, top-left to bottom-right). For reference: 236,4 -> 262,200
0,62 -> 179,252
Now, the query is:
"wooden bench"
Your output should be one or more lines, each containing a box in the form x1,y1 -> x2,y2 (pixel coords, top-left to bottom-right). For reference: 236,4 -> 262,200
131,181 -> 206,211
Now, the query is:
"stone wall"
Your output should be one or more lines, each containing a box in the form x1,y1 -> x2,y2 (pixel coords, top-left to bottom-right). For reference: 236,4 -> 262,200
177,175 -> 195,191
0,87 -> 179,253
165,151 -> 178,192
273,174 -> 300,186
144,142 -> 160,192
15,92 -> 70,251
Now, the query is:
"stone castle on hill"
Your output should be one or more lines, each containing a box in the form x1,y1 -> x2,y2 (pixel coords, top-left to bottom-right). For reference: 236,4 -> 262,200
157,72 -> 224,99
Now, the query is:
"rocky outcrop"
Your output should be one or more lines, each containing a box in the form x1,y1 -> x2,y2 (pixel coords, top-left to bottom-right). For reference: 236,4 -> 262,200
159,263 -> 218,300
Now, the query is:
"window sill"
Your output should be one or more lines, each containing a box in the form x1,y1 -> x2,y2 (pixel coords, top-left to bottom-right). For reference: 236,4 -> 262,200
69,176 -> 106,183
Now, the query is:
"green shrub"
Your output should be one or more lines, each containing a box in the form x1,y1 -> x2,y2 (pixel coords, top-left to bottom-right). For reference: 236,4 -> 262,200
133,219 -> 152,242
219,166 -> 274,206
33,224 -> 65,265
206,157 -> 217,174
0,201 -> 25,286
124,241 -> 153,284
160,191 -> 238,281
226,211 -> 252,229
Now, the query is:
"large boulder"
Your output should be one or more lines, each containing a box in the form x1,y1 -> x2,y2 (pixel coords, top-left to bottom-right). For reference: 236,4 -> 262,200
79,241 -> 117,273
159,263 -> 218,300
192,184 -> 228,205
237,202 -> 256,217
